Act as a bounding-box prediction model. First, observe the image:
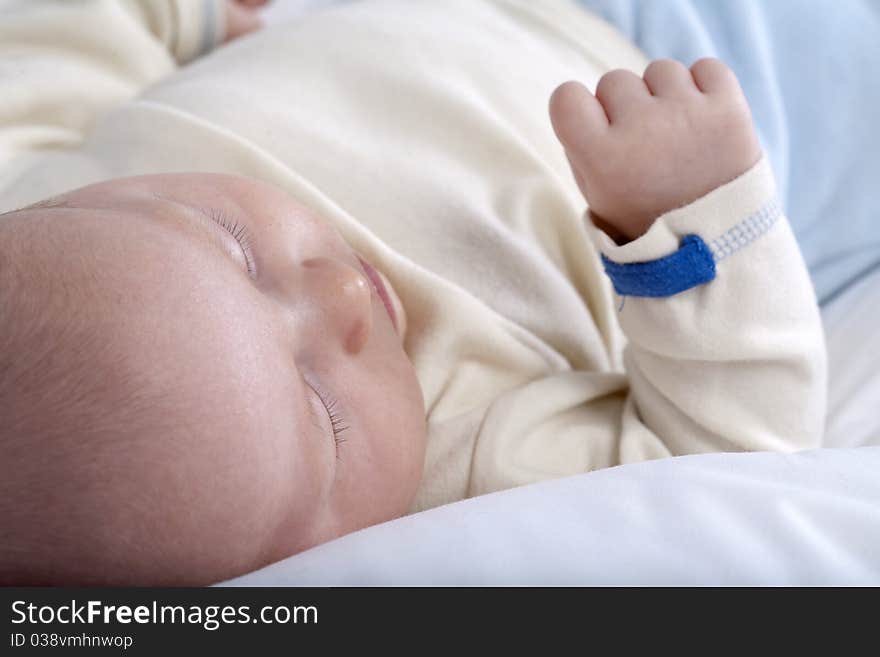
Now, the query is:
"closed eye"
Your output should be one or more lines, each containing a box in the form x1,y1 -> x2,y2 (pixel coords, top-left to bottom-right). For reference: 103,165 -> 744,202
149,193 -> 258,278
320,393 -> 350,449
202,207 -> 257,278
303,380 -> 350,455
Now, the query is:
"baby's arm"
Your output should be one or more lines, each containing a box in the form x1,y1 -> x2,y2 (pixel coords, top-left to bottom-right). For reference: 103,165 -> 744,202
0,0 -> 262,161
549,59 -> 826,456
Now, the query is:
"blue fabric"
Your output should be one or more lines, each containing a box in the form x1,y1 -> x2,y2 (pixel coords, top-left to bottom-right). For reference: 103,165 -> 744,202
601,234 -> 716,297
575,0 -> 880,305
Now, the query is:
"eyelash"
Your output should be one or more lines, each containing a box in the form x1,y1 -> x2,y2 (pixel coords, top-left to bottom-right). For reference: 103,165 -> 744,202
324,395 -> 350,451
311,383 -> 350,452
206,207 -> 257,277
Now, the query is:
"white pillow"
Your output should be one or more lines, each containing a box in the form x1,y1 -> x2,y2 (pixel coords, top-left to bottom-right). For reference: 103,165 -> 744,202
221,447 -> 880,585
822,267 -> 880,448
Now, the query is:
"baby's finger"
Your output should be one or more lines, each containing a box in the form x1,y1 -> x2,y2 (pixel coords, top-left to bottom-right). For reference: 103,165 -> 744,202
643,59 -> 696,97
690,57 -> 740,96
595,69 -> 650,123
549,81 -> 608,153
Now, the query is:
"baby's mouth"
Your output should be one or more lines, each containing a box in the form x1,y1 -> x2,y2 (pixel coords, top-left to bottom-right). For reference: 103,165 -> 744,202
357,256 -> 407,339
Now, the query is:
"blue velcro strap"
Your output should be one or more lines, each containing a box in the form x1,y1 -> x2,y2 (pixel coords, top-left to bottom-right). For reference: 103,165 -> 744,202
600,234 -> 716,298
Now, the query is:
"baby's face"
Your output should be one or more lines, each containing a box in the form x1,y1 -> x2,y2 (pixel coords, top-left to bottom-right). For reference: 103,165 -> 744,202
2,173 -> 426,584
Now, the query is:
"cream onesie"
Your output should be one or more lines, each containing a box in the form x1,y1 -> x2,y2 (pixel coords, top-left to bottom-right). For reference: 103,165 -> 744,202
0,0 -> 826,512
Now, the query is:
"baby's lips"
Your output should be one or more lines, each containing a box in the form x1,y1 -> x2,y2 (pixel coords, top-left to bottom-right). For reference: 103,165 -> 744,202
356,256 -> 407,341
379,268 -> 407,340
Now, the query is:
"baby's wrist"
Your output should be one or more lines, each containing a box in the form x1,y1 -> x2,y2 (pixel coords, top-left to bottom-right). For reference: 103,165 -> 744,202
589,211 -> 648,245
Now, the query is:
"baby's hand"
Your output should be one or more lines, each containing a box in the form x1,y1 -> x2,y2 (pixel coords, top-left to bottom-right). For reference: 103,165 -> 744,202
549,58 -> 762,242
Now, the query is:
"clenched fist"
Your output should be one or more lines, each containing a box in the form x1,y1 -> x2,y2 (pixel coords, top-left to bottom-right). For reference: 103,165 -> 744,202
549,58 -> 762,243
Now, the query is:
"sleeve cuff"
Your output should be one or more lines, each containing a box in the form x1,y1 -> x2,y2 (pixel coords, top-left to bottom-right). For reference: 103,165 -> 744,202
587,156 -> 782,297
599,235 -> 717,298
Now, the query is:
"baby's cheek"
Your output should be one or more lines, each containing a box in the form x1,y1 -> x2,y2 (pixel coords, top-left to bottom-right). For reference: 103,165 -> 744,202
351,402 -> 426,521
253,420 -> 339,557
209,369 -> 338,565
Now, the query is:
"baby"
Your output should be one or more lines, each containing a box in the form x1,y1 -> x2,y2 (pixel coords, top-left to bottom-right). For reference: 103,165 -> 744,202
0,0 -> 825,584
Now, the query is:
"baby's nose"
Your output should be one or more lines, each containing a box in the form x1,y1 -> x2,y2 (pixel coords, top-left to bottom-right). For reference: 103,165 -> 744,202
301,256 -> 373,354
